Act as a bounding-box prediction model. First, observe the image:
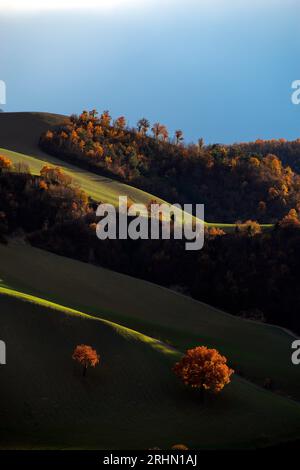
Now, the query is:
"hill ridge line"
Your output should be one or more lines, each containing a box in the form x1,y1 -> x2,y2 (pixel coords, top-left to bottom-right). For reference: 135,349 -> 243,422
0,286 -> 178,357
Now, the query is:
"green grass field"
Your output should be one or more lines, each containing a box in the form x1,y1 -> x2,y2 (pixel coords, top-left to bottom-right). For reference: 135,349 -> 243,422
0,148 -> 168,208
1,284 -> 300,450
0,242 -> 299,402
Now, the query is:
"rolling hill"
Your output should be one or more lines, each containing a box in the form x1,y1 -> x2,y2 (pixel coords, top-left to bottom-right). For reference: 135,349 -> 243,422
1,285 -> 300,450
0,111 -> 168,207
0,112 -> 256,230
0,242 -> 299,402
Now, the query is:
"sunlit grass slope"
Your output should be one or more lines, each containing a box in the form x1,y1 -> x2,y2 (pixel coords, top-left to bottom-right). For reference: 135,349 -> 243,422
0,242 -> 299,401
1,287 -> 300,450
0,148 -> 167,207
0,111 -> 264,229
0,112 -> 170,206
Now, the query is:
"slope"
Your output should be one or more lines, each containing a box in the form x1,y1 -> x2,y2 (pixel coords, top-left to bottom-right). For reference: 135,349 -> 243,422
0,112 -> 246,229
1,287 -> 300,450
0,242 -> 299,401
0,112 -> 171,206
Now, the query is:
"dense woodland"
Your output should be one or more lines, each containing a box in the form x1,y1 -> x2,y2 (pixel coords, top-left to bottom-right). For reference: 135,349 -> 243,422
29,211 -> 300,335
0,158 -> 90,241
40,110 -> 300,223
229,139 -> 300,174
1,155 -> 300,334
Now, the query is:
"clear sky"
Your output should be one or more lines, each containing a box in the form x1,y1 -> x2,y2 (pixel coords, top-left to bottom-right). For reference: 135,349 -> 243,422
0,0 -> 300,143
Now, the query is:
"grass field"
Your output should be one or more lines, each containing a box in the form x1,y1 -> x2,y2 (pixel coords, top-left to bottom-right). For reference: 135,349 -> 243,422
1,285 -> 300,450
0,242 -> 299,402
0,147 -> 168,207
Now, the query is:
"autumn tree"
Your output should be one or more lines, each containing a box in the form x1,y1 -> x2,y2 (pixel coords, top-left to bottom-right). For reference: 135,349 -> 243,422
100,110 -> 112,127
137,118 -> 150,135
72,344 -> 100,377
89,109 -> 98,120
114,116 -> 126,130
45,130 -> 54,141
279,209 -> 300,228
175,130 -> 184,145
171,444 -> 189,451
173,346 -> 233,397
151,123 -> 169,141
151,123 -> 163,140
40,165 -> 72,187
160,125 -> 169,142
237,220 -> 262,236
198,138 -> 205,149
0,155 -> 12,173
208,227 -> 226,238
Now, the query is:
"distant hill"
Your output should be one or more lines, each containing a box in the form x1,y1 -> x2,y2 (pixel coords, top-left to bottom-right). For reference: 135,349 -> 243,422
0,112 -> 66,158
0,112 -> 168,208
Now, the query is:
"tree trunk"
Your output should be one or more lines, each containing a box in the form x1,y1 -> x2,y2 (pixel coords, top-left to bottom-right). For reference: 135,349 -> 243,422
82,364 -> 87,377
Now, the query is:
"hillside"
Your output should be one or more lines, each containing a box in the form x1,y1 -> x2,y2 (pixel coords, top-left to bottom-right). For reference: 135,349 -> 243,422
0,111 -> 167,208
0,112 -> 268,231
1,286 -> 300,449
0,112 -> 66,158
0,242 -> 299,401
39,109 -> 300,223
1,112 -> 300,450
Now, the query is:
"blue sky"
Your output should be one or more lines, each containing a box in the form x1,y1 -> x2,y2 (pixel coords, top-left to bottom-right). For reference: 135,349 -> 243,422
0,0 -> 300,143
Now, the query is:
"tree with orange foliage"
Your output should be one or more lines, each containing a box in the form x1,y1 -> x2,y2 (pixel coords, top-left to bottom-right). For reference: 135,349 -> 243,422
39,180 -> 48,191
114,116 -> 126,130
72,344 -> 100,377
171,444 -> 189,451
100,110 -> 112,127
137,118 -> 150,135
175,130 -> 184,145
173,346 -> 233,397
160,125 -> 169,142
208,227 -> 226,238
40,165 -> 72,186
152,123 -> 169,141
0,155 -> 12,173
45,130 -> 54,140
151,122 -> 163,140
279,208 -> 300,228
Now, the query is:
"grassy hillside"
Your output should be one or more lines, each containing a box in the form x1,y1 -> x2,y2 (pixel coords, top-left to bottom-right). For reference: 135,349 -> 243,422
0,112 -> 66,158
0,242 -> 299,401
1,286 -> 300,450
0,111 -> 256,230
0,112 -> 171,207
0,147 -> 168,208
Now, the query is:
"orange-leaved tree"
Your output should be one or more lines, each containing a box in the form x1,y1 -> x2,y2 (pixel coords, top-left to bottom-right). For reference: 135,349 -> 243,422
173,346 -> 233,396
0,155 -> 12,173
72,344 -> 100,377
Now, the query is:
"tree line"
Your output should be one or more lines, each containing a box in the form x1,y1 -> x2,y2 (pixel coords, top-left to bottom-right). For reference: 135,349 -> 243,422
39,110 -> 300,223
